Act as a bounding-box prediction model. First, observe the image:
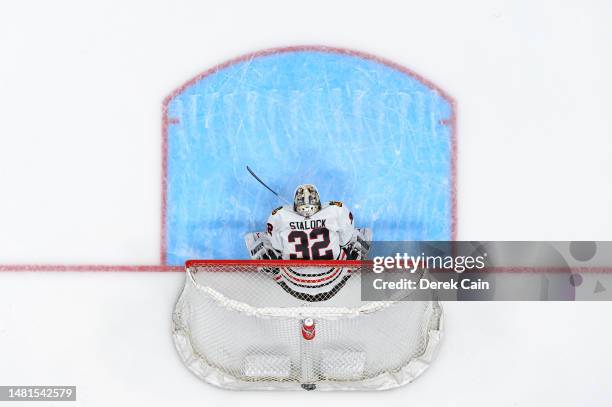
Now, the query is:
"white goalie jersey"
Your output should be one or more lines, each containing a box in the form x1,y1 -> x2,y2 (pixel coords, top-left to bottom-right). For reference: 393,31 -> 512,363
245,201 -> 371,302
267,201 -> 355,261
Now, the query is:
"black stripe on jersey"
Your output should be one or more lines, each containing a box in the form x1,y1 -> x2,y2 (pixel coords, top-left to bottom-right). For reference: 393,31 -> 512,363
280,250 -> 346,277
276,275 -> 352,302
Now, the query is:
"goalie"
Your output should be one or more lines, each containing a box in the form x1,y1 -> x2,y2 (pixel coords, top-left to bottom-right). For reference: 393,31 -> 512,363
245,184 -> 371,302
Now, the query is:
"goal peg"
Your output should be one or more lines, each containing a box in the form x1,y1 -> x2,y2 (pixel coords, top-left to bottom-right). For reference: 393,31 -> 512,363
301,318 -> 316,340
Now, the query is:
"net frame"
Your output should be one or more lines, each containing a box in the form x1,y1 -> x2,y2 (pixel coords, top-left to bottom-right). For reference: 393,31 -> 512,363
173,259 -> 443,391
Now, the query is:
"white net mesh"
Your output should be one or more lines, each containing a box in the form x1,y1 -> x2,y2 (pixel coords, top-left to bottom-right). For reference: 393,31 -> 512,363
172,260 -> 442,391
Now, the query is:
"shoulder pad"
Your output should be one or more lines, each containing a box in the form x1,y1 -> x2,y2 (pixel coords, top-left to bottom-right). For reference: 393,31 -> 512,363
328,201 -> 343,207
271,206 -> 283,215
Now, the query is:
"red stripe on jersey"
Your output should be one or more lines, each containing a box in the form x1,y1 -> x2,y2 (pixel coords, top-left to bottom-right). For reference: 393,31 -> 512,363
280,267 -> 341,284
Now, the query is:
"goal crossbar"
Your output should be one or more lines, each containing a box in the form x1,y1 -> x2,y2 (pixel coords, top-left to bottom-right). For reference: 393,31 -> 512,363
186,259 -> 366,268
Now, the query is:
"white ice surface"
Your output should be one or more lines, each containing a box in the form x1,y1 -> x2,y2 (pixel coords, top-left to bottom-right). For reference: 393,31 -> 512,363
1,0 -> 611,405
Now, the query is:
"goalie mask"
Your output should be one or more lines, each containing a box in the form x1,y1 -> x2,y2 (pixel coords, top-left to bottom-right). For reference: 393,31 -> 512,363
294,184 -> 321,217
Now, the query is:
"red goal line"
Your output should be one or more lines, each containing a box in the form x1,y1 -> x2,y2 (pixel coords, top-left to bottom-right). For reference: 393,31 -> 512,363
0,261 -> 611,273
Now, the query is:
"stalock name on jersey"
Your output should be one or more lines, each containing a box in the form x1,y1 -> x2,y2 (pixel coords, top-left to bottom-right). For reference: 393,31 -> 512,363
289,219 -> 326,230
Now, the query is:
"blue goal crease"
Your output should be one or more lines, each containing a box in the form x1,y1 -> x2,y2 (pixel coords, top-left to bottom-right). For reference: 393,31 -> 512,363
165,50 -> 453,264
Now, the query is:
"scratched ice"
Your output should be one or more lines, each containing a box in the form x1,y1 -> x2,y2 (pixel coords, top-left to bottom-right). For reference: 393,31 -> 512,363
165,50 -> 454,263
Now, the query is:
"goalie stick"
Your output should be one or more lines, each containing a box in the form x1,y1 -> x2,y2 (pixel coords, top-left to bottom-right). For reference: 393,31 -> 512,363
246,166 -> 292,205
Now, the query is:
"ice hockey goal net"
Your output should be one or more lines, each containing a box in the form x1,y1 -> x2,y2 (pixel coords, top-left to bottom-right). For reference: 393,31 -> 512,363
172,260 -> 442,391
